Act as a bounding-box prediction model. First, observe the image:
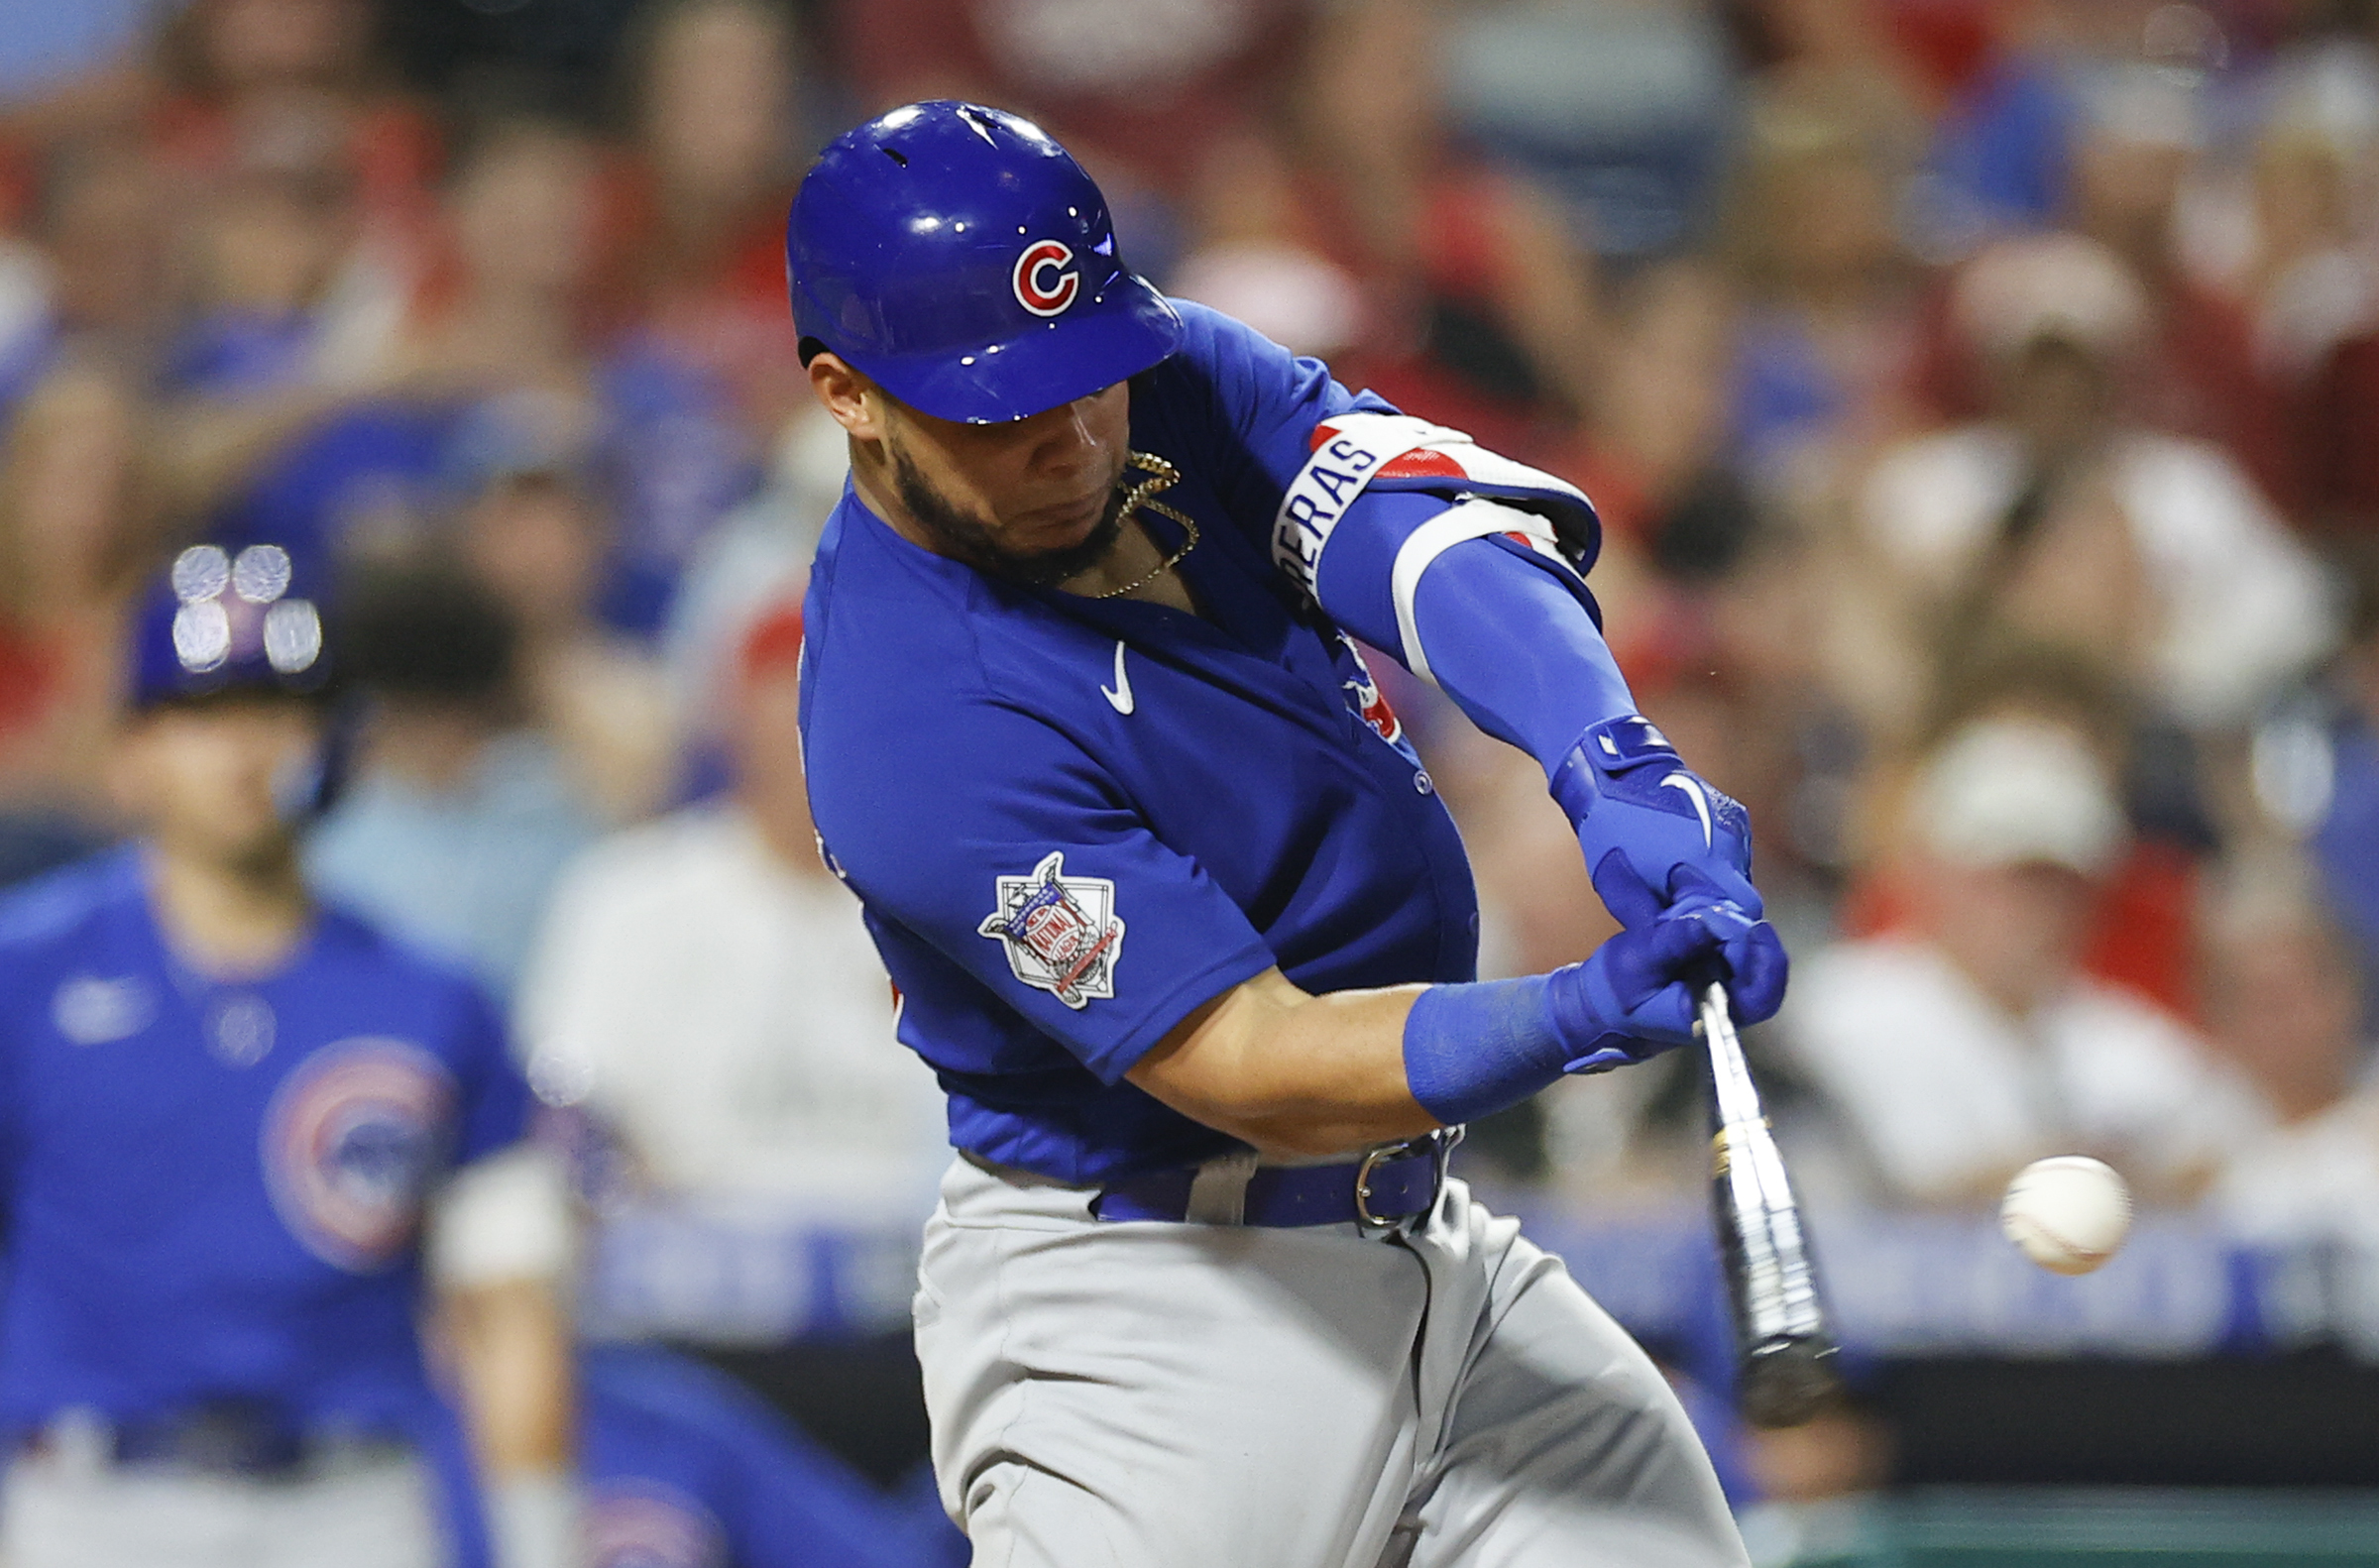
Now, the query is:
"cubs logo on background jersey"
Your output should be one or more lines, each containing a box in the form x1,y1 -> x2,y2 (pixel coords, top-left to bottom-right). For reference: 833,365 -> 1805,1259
1012,240 -> 1079,317
977,851 -> 1123,1009
586,1481 -> 727,1568
263,1038 -> 456,1271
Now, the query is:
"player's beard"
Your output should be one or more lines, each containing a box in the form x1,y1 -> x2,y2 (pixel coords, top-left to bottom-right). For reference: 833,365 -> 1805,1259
890,444 -> 1130,588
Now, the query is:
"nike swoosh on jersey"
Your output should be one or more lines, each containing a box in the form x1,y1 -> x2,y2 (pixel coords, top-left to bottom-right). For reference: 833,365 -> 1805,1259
1660,772 -> 1714,848
1101,640 -> 1134,715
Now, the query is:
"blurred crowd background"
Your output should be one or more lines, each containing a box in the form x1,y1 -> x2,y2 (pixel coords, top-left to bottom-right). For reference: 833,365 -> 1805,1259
5,0 -> 2379,1545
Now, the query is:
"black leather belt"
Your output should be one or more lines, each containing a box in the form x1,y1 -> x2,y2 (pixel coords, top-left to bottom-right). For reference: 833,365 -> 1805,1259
1092,1129 -> 1462,1230
18,1404 -> 405,1480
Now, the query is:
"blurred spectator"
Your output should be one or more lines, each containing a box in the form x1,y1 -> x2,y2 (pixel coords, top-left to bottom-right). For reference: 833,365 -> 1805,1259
165,150 -> 374,400
519,603 -> 946,1487
0,360 -> 158,861
1861,233 -> 2334,740
1782,710 -> 2263,1205
2238,95 -> 2377,386
405,114 -> 608,392
1170,126 -> 1365,362
2312,549 -> 2379,1009
2065,62 -> 2297,505
157,115 -> 621,569
306,561 -> 603,1001
408,114 -> 752,635
1920,0 -> 2193,236
611,0 -> 808,429
185,114 -> 754,636
14,137 -> 174,376
1723,95 -> 1927,497
148,0 -> 441,246
1569,260 -> 1738,562
1919,3 -> 2075,232
1281,0 -> 1605,459
661,406 -> 850,757
835,0 -> 1304,196
519,601 -> 941,1223
1918,17 -> 2299,505
449,391 -> 675,821
2201,862 -> 2378,1244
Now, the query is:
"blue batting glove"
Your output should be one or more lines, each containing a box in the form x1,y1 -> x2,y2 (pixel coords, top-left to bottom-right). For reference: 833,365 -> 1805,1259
1673,867 -> 1788,1024
1546,907 -> 1734,1075
1402,897 -> 1787,1123
1551,715 -> 1763,926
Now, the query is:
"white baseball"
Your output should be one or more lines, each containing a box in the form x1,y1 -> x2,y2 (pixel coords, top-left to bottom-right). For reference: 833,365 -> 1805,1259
2000,1156 -> 2131,1276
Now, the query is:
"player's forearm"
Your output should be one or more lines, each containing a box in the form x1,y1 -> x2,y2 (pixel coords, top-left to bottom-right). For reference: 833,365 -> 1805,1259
442,1277 -> 575,1477
1132,912 -> 1742,1159
1129,969 -> 1442,1159
1404,531 -> 1641,771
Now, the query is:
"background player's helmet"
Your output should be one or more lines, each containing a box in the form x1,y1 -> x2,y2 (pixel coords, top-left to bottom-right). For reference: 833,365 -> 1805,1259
128,542 -> 331,710
786,101 -> 1183,424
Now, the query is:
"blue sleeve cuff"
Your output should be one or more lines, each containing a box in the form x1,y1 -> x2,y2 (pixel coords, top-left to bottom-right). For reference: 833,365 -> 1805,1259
1402,975 -> 1568,1126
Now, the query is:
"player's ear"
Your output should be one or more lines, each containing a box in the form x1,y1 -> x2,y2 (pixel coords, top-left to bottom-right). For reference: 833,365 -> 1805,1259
807,353 -> 888,441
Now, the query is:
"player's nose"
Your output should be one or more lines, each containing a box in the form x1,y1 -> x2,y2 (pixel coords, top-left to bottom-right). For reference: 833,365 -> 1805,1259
1023,394 -> 1109,478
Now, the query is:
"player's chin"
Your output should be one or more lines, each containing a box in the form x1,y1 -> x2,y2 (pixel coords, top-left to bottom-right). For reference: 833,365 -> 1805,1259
1012,492 -> 1109,549
999,504 -> 1126,585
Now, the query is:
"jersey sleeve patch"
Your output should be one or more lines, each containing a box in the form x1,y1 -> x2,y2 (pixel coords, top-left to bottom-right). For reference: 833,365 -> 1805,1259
976,851 -> 1125,1010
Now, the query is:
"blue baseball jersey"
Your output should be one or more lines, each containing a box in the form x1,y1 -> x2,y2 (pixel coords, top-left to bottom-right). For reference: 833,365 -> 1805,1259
574,1344 -> 964,1568
799,301 -> 1480,1183
0,847 -> 530,1433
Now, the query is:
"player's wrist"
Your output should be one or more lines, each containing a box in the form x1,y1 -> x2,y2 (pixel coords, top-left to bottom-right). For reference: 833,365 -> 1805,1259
1403,932 -> 1701,1123
1402,974 -> 1571,1126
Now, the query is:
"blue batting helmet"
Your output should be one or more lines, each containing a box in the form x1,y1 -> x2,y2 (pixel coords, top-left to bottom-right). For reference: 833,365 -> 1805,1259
129,542 -> 330,710
786,101 -> 1183,424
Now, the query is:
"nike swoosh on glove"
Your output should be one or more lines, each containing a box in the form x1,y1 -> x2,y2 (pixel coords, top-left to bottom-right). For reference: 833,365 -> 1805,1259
1551,716 -> 1764,923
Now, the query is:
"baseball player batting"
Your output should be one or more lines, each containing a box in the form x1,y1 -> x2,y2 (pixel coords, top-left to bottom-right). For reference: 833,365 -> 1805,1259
790,103 -> 1790,1567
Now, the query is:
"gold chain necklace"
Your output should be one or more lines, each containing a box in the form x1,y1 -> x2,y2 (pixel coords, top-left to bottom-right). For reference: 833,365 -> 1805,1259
1089,451 -> 1200,600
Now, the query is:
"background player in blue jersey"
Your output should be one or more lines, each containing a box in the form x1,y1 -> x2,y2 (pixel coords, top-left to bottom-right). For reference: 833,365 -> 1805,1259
0,545 -> 578,1568
789,104 -> 1789,1566
570,1343 -> 965,1568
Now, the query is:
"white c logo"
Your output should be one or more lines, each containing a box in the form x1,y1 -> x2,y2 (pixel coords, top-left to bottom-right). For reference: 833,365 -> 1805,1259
1013,240 -> 1080,317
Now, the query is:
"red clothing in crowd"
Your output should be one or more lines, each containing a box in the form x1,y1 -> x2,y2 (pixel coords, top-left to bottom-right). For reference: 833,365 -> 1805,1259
2299,331 -> 2379,538
598,158 -> 804,420
1839,840 -> 2204,1024
149,92 -> 443,240
1910,269 -> 2300,517
835,0 -> 1307,192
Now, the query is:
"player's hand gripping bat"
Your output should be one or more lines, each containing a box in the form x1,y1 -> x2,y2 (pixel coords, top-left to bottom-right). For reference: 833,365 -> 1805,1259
1699,981 -> 1841,1427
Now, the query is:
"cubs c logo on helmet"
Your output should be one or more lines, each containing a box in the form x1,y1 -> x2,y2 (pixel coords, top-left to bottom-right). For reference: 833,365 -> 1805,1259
263,1038 -> 456,1272
1013,239 -> 1079,317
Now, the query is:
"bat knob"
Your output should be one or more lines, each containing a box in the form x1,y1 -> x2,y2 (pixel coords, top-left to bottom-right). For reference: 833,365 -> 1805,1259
1738,1337 -> 1842,1429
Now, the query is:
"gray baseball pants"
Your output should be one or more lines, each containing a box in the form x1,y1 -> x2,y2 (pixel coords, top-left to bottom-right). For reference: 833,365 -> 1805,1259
915,1155 -> 1750,1568
0,1438 -> 441,1568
